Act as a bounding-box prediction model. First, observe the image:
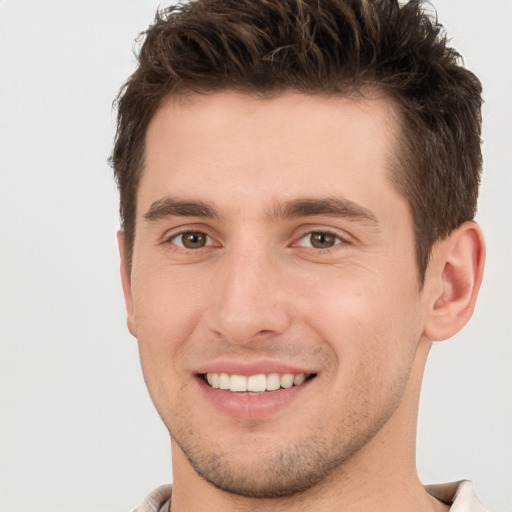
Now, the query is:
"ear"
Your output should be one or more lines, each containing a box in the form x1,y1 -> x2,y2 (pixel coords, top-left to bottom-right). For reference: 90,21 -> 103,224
423,221 -> 485,342
117,230 -> 137,338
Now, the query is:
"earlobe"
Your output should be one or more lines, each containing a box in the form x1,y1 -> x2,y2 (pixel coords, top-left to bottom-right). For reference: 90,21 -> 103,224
117,230 -> 138,338
423,222 -> 485,342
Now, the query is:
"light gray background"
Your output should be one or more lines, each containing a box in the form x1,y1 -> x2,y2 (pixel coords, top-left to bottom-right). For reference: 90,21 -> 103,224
0,1 -> 510,511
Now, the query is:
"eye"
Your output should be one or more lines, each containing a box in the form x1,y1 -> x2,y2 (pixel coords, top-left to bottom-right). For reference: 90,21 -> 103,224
171,231 -> 211,249
298,231 -> 343,249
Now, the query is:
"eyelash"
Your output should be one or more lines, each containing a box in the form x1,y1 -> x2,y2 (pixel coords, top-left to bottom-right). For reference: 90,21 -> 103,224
163,228 -> 349,254
164,230 -> 217,251
293,230 -> 348,251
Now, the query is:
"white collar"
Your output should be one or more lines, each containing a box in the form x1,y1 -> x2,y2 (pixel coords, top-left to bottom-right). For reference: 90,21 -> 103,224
134,480 -> 488,511
425,480 -> 488,511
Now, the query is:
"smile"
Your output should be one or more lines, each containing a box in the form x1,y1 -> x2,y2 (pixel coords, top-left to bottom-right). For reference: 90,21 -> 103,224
203,372 -> 314,393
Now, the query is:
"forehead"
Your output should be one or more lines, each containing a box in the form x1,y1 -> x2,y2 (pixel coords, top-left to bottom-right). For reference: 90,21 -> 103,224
139,90 -> 402,216
147,89 -> 399,151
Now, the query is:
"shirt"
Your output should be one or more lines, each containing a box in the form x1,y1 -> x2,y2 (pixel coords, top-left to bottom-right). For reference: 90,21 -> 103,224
133,480 -> 488,512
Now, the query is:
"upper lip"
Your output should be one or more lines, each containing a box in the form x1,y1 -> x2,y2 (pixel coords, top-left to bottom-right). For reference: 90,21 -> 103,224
197,359 -> 315,376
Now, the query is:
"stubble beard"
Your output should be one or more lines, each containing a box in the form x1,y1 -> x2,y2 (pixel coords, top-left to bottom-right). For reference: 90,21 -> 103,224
153,338 -> 421,499
173,429 -> 354,498
167,396 -> 399,500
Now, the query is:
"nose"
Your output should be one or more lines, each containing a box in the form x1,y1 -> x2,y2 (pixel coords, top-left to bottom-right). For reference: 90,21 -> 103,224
204,243 -> 293,345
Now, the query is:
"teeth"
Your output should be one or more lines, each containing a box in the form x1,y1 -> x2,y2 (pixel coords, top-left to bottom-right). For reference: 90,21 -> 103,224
266,373 -> 280,391
204,372 -> 310,393
247,374 -> 266,392
210,373 -> 219,389
280,374 -> 294,389
219,373 -> 230,390
293,374 -> 306,386
229,374 -> 247,392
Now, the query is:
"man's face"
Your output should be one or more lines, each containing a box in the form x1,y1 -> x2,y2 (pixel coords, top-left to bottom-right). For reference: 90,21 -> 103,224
122,91 -> 431,497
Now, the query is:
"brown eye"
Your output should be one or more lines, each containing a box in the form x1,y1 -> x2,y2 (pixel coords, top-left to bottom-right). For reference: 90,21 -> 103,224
177,231 -> 208,249
308,232 -> 338,249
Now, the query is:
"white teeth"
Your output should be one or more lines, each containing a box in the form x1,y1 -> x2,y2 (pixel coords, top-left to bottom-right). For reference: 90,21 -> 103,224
280,374 -> 294,389
218,373 -> 230,390
247,374 -> 266,392
204,372 -> 309,392
267,373 -> 281,391
229,374 -> 247,392
293,374 -> 306,386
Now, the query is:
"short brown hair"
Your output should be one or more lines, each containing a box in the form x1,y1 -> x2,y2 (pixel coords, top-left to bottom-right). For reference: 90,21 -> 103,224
111,0 -> 483,280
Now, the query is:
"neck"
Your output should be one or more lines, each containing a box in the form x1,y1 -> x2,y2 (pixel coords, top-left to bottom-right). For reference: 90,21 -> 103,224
169,339 -> 447,512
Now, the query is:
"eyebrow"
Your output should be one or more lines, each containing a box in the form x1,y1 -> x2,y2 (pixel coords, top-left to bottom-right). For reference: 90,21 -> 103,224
143,197 -> 218,221
143,195 -> 378,225
273,197 -> 379,224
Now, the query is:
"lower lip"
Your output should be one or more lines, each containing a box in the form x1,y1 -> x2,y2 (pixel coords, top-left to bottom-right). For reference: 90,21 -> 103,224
196,376 -> 314,419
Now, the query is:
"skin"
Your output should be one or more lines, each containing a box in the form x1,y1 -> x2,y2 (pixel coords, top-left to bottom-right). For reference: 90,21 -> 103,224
119,91 -> 485,512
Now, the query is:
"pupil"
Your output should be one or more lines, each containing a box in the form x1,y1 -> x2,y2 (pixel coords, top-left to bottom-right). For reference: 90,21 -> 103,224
183,232 -> 206,248
311,232 -> 335,249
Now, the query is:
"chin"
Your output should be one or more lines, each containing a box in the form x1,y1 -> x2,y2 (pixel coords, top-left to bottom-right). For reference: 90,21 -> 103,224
173,430 -> 356,499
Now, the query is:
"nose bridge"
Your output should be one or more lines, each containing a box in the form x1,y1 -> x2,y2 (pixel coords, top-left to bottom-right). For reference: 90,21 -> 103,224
207,236 -> 291,344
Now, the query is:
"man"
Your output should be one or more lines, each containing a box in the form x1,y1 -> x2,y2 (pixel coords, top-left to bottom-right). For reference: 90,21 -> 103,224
111,0 -> 487,510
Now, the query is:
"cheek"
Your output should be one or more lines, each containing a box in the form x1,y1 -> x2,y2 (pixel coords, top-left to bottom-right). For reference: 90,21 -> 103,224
131,267 -> 209,391
302,273 -> 423,429
132,265 -> 207,338
294,262 -> 423,367
131,268 -> 210,421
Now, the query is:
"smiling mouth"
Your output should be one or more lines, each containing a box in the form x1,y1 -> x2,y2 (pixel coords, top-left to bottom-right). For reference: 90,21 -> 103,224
202,372 -> 316,394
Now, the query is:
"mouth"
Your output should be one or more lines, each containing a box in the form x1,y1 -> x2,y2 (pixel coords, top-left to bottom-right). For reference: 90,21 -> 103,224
201,372 -> 317,394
